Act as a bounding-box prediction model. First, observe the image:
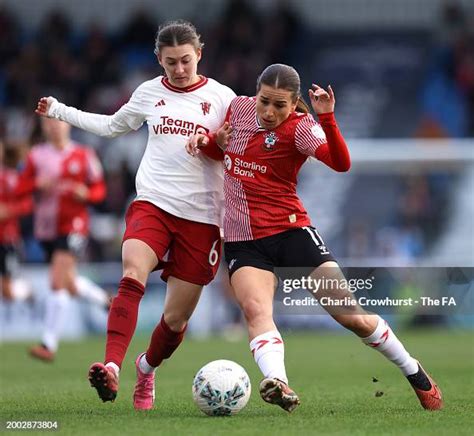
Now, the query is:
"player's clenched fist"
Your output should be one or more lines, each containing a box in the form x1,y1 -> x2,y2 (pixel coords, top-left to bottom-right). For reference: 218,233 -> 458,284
186,133 -> 208,156
35,96 -> 57,117
215,122 -> 233,149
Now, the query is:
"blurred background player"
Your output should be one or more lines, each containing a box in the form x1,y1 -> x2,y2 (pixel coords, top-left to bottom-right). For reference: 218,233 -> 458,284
35,20 -> 235,408
188,63 -> 443,412
15,117 -> 109,362
0,141 -> 33,302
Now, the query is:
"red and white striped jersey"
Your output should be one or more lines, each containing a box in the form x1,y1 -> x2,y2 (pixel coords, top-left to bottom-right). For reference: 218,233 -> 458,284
223,97 -> 329,242
17,142 -> 106,241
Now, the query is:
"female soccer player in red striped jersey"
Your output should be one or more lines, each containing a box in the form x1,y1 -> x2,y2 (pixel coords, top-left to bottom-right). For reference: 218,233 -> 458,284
14,118 -> 111,362
35,21 -> 235,409
187,63 -> 443,413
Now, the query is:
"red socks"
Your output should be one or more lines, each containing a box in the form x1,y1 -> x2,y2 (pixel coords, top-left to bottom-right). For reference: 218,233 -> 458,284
104,277 -> 186,369
145,315 -> 187,367
105,277 -> 145,367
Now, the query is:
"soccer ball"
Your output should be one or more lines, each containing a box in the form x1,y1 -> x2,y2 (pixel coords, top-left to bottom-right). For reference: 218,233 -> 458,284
192,359 -> 251,416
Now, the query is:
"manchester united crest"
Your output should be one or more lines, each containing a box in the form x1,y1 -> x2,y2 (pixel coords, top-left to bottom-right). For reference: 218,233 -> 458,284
262,132 -> 278,151
201,102 -> 211,115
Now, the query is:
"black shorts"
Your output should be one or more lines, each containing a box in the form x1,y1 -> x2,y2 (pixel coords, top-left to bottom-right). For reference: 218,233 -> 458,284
0,244 -> 19,277
40,234 -> 88,263
224,226 -> 336,278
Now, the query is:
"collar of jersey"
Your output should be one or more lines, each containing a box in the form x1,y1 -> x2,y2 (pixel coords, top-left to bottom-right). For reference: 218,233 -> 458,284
161,75 -> 208,93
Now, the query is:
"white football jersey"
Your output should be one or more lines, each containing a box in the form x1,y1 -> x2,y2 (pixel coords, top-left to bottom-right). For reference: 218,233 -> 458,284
49,76 -> 235,226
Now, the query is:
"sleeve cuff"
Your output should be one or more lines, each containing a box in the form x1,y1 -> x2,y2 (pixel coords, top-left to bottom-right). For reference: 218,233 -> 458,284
48,98 -> 62,119
317,112 -> 336,123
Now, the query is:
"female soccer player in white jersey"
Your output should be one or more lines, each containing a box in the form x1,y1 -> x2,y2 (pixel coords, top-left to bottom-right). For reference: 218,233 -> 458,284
35,21 -> 236,410
187,63 -> 443,413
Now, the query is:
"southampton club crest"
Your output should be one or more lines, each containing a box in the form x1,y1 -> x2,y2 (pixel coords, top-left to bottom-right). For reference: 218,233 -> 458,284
262,131 -> 278,151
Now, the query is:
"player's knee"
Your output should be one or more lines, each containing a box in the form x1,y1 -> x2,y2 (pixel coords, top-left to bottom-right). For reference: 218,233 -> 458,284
240,298 -> 269,325
123,268 -> 139,280
122,266 -> 148,284
163,312 -> 188,332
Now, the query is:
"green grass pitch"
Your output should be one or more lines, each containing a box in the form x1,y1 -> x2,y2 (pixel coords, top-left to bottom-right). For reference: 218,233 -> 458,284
1,330 -> 472,435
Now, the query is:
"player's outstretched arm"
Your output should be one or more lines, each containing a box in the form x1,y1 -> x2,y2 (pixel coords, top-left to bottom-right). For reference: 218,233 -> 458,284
307,84 -> 351,172
34,93 -> 144,138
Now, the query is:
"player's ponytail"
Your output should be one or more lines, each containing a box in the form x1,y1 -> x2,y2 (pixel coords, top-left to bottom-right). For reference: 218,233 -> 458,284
257,64 -> 309,113
296,97 -> 310,114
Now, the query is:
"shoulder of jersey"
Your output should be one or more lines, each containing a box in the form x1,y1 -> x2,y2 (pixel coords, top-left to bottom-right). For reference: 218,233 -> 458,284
231,95 -> 254,105
229,96 -> 255,116
279,112 -> 312,133
206,77 -> 228,89
288,111 -> 309,123
205,78 -> 236,97
294,112 -> 314,125
135,76 -> 163,92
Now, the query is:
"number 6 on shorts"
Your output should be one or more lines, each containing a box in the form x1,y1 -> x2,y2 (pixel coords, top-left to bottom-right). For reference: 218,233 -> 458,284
208,239 -> 220,266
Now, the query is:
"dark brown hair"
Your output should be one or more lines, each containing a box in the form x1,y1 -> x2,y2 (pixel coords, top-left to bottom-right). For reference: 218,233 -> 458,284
3,144 -> 22,168
256,63 -> 310,113
154,20 -> 203,55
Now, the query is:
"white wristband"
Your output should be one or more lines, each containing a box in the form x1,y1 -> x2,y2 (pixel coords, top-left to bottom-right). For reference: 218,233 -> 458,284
47,97 -> 61,119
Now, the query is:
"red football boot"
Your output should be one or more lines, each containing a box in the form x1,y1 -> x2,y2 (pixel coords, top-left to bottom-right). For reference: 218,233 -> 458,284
407,362 -> 443,411
29,344 -> 55,362
88,362 -> 119,402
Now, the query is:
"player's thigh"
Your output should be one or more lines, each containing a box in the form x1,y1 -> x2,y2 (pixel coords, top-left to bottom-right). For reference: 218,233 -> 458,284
224,239 -> 275,279
50,248 -> 77,290
122,239 -> 159,284
276,229 -> 365,317
122,201 -> 173,282
164,220 -> 221,285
